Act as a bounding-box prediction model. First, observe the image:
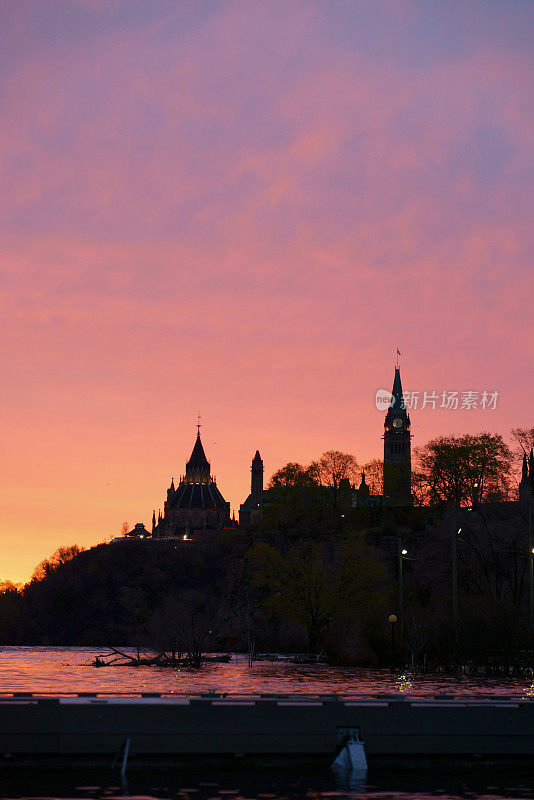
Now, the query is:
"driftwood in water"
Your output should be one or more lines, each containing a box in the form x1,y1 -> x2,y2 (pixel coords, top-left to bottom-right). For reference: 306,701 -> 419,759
89,647 -> 230,668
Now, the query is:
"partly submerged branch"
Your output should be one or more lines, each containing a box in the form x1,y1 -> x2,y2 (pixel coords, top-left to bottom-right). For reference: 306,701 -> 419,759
89,647 -> 230,668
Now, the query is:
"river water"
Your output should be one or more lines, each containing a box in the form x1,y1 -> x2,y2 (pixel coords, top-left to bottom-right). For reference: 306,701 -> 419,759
2,648 -> 534,799
1,647 -> 534,697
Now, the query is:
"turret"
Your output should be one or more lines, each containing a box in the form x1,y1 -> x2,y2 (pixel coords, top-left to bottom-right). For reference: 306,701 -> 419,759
246,450 -> 264,524
358,470 -> 370,497
522,452 -> 529,481
520,450 -> 533,503
251,450 -> 264,505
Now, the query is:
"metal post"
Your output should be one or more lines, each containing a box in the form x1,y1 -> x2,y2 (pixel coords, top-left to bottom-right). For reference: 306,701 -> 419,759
120,737 -> 130,780
451,505 -> 458,647
529,505 -> 533,634
389,614 -> 397,672
398,539 -> 404,652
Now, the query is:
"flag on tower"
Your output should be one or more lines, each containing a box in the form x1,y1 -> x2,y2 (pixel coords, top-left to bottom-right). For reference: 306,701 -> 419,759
397,349 -> 401,356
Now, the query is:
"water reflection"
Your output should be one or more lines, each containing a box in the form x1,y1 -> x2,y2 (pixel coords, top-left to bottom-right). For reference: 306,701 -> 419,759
2,648 -> 534,800
1,647 -> 534,697
394,674 -> 414,694
2,765 -> 534,800
522,681 -> 534,698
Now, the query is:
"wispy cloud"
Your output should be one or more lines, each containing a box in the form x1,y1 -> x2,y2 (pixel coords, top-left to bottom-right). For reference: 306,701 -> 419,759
0,0 -> 532,580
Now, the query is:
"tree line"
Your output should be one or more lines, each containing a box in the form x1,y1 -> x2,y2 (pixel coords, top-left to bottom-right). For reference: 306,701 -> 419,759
270,428 -> 534,505
0,428 -> 532,671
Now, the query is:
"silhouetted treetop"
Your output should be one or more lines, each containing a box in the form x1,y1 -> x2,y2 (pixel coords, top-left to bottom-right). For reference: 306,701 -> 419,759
415,432 -> 512,506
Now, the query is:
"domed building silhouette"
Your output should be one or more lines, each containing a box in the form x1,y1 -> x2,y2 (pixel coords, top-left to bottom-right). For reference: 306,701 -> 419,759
152,426 -> 231,538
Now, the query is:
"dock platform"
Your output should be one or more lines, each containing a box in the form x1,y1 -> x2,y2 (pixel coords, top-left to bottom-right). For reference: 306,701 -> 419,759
1,693 -> 533,766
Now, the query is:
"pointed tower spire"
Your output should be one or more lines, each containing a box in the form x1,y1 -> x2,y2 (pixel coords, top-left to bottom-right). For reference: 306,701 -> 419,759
186,426 -> 211,483
152,509 -> 156,533
383,364 -> 412,504
391,367 -> 406,412
519,450 -> 533,502
358,470 -> 370,497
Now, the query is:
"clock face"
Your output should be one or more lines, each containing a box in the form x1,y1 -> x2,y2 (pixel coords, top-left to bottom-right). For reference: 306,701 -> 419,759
392,418 -> 403,428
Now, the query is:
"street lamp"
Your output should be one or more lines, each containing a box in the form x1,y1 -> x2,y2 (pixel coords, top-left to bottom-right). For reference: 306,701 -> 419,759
397,541 -> 407,651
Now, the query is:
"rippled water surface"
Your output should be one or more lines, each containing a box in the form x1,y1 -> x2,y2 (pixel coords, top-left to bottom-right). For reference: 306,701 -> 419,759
2,764 -> 534,800
2,648 -> 534,799
1,647 -> 534,696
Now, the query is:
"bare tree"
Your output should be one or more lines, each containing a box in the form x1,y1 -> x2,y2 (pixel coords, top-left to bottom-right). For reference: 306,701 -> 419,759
314,450 -> 359,490
511,427 -> 534,454
362,458 -> 383,495
176,589 -> 217,668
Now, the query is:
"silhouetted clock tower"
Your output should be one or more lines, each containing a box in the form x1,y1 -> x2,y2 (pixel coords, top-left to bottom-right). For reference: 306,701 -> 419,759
383,367 -> 412,504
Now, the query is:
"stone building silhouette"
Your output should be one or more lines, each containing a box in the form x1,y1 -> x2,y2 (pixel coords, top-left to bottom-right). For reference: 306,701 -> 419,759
239,450 -> 265,525
519,450 -> 534,503
383,366 -> 412,505
152,428 -> 230,538
239,364 -> 414,524
149,364 -> 416,536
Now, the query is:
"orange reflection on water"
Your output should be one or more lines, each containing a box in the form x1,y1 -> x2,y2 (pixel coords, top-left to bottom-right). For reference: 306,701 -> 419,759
0,647 -> 532,697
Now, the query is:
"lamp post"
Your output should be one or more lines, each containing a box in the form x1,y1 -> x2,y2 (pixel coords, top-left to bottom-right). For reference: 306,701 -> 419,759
397,540 -> 407,651
388,614 -> 397,672
450,503 -> 461,649
529,505 -> 534,634
452,527 -> 460,649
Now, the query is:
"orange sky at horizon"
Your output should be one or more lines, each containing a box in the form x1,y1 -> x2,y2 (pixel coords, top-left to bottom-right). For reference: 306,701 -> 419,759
1,1 -> 533,583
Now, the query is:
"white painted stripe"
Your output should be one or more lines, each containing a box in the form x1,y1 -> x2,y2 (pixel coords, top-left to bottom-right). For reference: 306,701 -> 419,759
212,701 -> 256,706
277,701 -> 323,706
344,702 -> 390,707
411,702 -> 467,707
465,702 -> 519,708
59,697 -> 191,705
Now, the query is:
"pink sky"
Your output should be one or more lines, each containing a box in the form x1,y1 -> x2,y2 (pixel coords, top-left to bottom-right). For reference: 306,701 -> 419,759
1,0 -> 533,583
